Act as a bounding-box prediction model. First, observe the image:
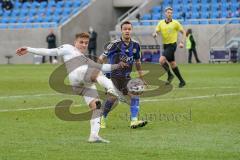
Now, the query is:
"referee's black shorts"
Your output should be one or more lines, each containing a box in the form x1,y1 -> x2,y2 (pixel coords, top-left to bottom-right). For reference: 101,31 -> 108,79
162,42 -> 177,62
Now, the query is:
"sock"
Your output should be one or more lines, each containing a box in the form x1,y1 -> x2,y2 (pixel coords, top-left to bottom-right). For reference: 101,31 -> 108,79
96,74 -> 115,90
130,97 -> 140,121
172,67 -> 184,82
90,109 -> 102,137
103,100 -> 114,118
162,62 -> 173,77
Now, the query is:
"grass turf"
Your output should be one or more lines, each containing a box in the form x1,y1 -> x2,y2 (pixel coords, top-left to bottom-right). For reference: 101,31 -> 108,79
0,63 -> 239,160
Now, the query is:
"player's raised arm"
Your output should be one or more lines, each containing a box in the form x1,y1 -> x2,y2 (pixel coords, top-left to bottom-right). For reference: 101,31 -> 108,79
97,54 -> 106,64
87,53 -> 128,72
16,47 -> 58,56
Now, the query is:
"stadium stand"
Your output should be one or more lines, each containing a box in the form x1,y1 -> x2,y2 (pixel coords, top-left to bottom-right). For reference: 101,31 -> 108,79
136,0 -> 240,25
0,0 -> 90,29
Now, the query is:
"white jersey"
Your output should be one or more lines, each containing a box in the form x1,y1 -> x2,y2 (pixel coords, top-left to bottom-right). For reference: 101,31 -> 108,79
27,44 -> 119,85
56,44 -> 84,62
56,44 -> 89,85
27,44 -> 93,85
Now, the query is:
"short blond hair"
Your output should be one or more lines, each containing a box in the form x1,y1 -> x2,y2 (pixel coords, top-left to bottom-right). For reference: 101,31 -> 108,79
75,32 -> 90,39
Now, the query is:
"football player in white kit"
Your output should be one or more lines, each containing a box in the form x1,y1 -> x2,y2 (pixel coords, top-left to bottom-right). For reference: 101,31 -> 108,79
16,32 -> 128,143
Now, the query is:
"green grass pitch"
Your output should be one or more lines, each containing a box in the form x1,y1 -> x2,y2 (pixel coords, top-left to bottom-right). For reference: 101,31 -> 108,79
0,63 -> 239,160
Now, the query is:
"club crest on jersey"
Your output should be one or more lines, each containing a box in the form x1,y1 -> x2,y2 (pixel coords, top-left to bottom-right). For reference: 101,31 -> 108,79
133,48 -> 137,54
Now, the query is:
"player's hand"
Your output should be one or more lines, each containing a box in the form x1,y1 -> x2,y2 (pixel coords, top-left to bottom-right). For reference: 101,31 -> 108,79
140,77 -> 148,88
152,32 -> 157,38
16,47 -> 28,56
118,61 -> 129,68
179,42 -> 184,48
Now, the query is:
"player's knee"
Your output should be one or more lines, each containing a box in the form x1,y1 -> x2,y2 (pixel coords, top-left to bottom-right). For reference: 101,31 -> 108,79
90,69 -> 100,82
89,99 -> 101,110
95,100 -> 101,109
170,62 -> 176,68
159,57 -> 165,65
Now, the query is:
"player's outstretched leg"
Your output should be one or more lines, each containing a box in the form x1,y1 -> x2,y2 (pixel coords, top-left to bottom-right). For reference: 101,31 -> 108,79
96,73 -> 127,103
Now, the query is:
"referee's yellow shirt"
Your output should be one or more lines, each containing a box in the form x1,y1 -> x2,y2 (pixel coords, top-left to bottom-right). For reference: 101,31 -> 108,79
155,19 -> 183,44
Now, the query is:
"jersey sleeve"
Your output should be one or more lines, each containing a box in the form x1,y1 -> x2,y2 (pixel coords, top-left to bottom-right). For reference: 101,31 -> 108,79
133,43 -> 141,60
155,21 -> 161,33
175,20 -> 183,31
56,44 -> 74,56
103,41 -> 118,57
27,47 -> 59,56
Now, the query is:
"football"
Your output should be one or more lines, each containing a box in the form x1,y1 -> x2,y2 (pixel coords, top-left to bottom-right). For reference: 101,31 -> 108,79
127,78 -> 145,95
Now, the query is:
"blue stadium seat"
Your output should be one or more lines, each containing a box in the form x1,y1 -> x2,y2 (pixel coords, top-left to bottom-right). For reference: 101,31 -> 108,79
3,10 -> 11,17
219,19 -> 230,24
201,12 -> 210,19
31,1 -> 40,9
210,19 -> 219,24
152,21 -> 158,25
152,6 -> 162,14
231,19 -> 240,24
191,21 -> 199,24
142,14 -> 151,20
18,18 -> 26,23
39,2 -> 48,9
131,21 -> 140,26
56,1 -> 65,8
11,10 -> 20,17
65,1 -> 73,8
141,22 -> 151,26
1,18 -> 9,23
0,9 -> 3,17
19,9 -> 28,17
14,2 -> 22,9
52,16 -> 61,23
22,2 -> 32,9
0,25 -> 8,29
63,8 -> 72,15
199,20 -> 209,24
152,14 -> 161,20
48,1 -> 56,8
29,9 -> 37,17
9,17 -> 17,23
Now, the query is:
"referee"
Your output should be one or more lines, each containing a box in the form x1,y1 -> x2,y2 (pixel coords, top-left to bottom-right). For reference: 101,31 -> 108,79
153,7 -> 186,88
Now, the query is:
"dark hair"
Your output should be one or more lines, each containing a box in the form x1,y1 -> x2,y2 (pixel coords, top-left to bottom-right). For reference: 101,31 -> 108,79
121,21 -> 132,30
75,32 -> 90,39
186,29 -> 192,36
165,7 -> 173,12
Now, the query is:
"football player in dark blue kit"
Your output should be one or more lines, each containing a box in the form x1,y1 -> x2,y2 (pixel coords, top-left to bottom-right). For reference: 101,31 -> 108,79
98,21 -> 148,129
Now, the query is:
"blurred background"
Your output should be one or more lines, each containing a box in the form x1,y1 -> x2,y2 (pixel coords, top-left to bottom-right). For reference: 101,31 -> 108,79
0,0 -> 239,64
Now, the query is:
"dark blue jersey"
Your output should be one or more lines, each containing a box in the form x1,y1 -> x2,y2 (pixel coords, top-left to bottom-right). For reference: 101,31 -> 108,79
103,38 -> 141,78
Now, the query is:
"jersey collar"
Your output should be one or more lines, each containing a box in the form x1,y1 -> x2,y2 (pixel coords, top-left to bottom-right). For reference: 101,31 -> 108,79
165,19 -> 173,24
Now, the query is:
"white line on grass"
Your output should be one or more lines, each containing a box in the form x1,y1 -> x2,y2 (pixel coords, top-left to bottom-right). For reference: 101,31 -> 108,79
0,104 -> 83,113
0,93 -> 60,99
0,92 -> 239,113
0,86 -> 239,99
141,92 -> 240,102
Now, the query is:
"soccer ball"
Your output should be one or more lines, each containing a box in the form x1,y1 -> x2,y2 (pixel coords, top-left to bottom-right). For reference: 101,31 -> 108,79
127,78 -> 145,95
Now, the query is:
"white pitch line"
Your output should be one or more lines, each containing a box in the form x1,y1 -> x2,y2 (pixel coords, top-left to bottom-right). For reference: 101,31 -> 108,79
0,93 -> 60,99
0,104 -> 83,113
141,92 -> 240,102
174,86 -> 239,90
0,86 -> 239,99
0,92 -> 240,113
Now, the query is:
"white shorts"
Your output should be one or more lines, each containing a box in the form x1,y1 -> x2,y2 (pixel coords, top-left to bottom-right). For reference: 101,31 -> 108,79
69,65 -> 99,106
